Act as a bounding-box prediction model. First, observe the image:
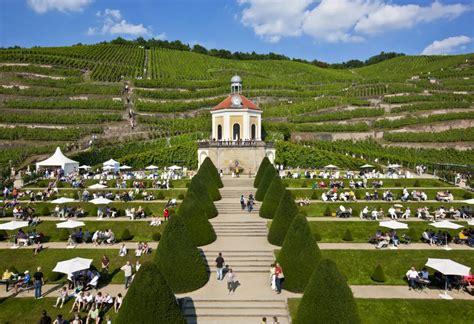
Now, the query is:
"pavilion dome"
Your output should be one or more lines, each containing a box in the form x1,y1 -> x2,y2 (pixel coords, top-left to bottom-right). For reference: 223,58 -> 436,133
231,75 -> 242,83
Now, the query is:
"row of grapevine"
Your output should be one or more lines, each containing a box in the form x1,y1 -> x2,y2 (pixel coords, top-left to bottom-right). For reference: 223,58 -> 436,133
373,111 -> 474,129
289,108 -> 384,123
0,111 -> 122,124
2,99 -> 123,110
0,126 -> 103,141
384,128 -> 474,142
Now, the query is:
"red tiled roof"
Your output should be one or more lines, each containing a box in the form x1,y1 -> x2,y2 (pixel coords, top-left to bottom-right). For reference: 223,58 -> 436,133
211,94 -> 261,111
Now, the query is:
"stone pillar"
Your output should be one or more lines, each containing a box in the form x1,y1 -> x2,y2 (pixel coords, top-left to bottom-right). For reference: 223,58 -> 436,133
223,114 -> 230,140
243,113 -> 250,140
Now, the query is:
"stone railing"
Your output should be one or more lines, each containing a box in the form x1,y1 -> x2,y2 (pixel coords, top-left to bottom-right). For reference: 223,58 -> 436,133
198,140 -> 274,148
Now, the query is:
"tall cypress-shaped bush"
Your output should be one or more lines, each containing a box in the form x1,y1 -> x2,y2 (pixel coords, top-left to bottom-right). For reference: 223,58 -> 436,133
155,216 -> 209,293
192,172 -> 221,201
187,175 -> 218,218
255,165 -> 277,201
277,214 -> 321,292
199,157 -> 223,188
260,176 -> 285,219
268,190 -> 298,246
116,262 -> 185,324
295,259 -> 361,324
254,157 -> 271,188
178,191 -> 216,246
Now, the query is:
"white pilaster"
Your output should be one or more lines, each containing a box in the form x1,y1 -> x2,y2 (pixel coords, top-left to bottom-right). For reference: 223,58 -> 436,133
223,114 -> 230,140
243,113 -> 250,140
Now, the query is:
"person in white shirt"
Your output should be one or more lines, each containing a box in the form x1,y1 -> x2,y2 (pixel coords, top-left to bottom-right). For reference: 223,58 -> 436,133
406,267 -> 420,290
118,244 -> 127,257
360,206 -> 369,219
388,207 -> 397,219
402,207 -> 411,219
120,261 -> 133,289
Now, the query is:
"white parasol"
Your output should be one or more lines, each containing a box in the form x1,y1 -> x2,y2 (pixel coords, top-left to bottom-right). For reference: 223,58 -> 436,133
52,257 -> 93,275
324,164 -> 339,169
379,220 -> 409,230
56,220 -> 85,229
88,183 -> 108,190
89,197 -> 113,205
51,197 -> 75,204
425,258 -> 471,300
429,221 -> 463,250
145,165 -> 159,170
119,165 -> 132,170
360,164 -> 374,169
0,221 -> 29,230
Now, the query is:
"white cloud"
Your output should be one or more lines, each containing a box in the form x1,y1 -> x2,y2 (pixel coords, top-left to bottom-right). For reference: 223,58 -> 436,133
27,0 -> 92,14
155,32 -> 167,40
88,9 -> 152,36
422,35 -> 472,55
237,0 -> 470,43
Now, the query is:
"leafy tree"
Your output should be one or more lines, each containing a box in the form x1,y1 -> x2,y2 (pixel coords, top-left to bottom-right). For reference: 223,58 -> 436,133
116,262 -> 185,324
277,215 -> 321,292
254,157 -> 271,188
295,258 -> 361,324
255,165 -> 277,201
260,176 -> 285,219
177,190 -> 216,246
268,190 -> 298,246
155,216 -> 209,293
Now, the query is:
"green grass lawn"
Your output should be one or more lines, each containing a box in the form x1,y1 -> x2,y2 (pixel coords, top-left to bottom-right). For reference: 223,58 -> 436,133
276,249 -> 474,285
0,249 -> 153,283
0,220 -> 166,242
283,178 -> 452,188
0,297 -> 118,324
288,298 -> 474,324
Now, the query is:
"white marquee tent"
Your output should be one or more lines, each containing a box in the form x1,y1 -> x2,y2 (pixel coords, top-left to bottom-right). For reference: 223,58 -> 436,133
103,159 -> 120,172
36,147 -> 79,175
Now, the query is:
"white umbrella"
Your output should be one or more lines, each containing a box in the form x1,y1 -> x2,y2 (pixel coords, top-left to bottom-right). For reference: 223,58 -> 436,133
388,164 -> 401,168
429,221 -> 464,250
425,258 -> 471,300
462,198 -> 474,205
89,197 -> 113,205
88,183 -> 107,189
379,220 -> 409,230
51,197 -> 75,204
394,204 -> 404,208
103,165 -> 114,170
168,165 -> 182,170
56,220 -> 85,229
145,165 -> 159,170
360,164 -> 374,169
324,164 -> 338,169
78,165 -> 91,170
52,257 -> 93,275
119,165 -> 132,170
467,219 -> 474,226
0,221 -> 29,230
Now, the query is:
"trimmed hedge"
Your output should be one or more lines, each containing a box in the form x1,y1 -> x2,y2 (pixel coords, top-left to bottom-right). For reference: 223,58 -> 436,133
121,229 -> 133,241
177,191 -> 216,246
155,216 -> 209,293
371,264 -> 386,283
187,176 -> 218,218
199,157 -> 223,188
268,190 -> 298,246
59,229 -> 70,241
295,258 -> 361,324
254,157 -> 271,188
343,229 -> 354,242
116,262 -> 185,324
277,214 -> 321,292
259,176 -> 284,219
255,165 -> 277,201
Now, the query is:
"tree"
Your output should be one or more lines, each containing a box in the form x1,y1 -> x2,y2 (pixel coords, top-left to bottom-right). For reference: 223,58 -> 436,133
191,172 -> 221,201
177,190 -> 216,246
343,229 -> 353,241
277,215 -> 321,292
295,258 -> 361,324
259,176 -> 285,219
254,157 -> 271,188
116,262 -> 185,324
199,157 -> 223,188
255,165 -> 277,201
155,216 -> 209,293
187,175 -> 218,218
371,264 -> 386,282
268,190 -> 298,246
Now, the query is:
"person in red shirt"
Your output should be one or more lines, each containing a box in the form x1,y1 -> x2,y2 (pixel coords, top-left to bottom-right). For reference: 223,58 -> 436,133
163,208 -> 169,221
274,263 -> 284,294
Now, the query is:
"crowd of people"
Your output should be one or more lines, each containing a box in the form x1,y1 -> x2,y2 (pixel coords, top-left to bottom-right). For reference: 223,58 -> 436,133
406,266 -> 474,293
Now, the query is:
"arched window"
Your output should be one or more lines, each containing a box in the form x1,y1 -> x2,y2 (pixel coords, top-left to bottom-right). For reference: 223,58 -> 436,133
217,125 -> 222,140
251,124 -> 256,140
233,123 -> 240,140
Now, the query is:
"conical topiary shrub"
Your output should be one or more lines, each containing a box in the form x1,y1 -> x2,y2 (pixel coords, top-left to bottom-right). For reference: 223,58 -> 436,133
295,258 -> 361,324
255,165 -> 277,201
177,191 -> 216,246
371,264 -> 386,283
199,157 -> 223,188
116,262 -> 186,324
187,176 -> 218,218
407,228 -> 418,242
192,172 -> 221,201
323,206 -> 332,217
343,229 -> 353,241
277,214 -> 321,292
268,190 -> 298,246
259,176 -> 285,219
155,216 -> 209,293
254,157 -> 271,188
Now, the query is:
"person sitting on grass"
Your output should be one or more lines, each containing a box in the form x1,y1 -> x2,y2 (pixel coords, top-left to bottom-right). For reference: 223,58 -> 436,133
83,291 -> 94,311
71,313 -> 83,324
114,293 -> 123,313
53,314 -> 65,324
94,291 -> 105,310
119,243 -> 127,257
70,291 -> 85,313
67,235 -> 76,248
86,304 -> 100,324
376,232 -> 390,249
103,293 -> 114,312
53,286 -> 69,308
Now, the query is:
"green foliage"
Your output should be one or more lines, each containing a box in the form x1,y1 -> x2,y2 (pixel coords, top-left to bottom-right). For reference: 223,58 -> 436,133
0,111 -> 122,125
384,128 -> 474,143
120,229 -> 133,241
155,216 -> 208,293
254,157 -> 271,188
268,190 -> 299,246
255,165 -> 277,201
152,232 -> 162,242
3,99 -> 123,110
40,206 -> 50,216
301,180 -> 308,188
177,193 -> 185,200
343,229 -> 353,241
58,229 -> 70,241
199,157 -> 223,188
0,127 -> 102,141
260,177 -> 285,219
295,258 -> 361,324
407,228 -> 419,243
177,190 -> 216,246
187,175 -> 218,218
156,191 -> 165,199
136,97 -> 224,112
289,108 -> 384,123
0,230 -> 8,241
413,179 -> 421,187
371,264 -> 386,282
463,192 -> 473,199
374,112 -> 474,129
277,215 -> 321,292
313,230 -> 322,242
324,206 -> 332,217
116,262 -> 186,324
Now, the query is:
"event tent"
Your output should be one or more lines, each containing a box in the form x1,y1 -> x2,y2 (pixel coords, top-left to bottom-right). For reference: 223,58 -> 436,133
103,159 -> 120,172
36,147 -> 79,175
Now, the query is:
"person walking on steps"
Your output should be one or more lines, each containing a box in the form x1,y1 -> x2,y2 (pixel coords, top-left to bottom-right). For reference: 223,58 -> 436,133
216,253 -> 225,280
247,193 -> 254,213
33,267 -> 44,299
240,195 -> 246,210
275,263 -> 284,294
225,269 -> 236,295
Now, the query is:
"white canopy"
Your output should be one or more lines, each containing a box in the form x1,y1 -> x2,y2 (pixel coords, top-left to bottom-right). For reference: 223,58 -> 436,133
51,197 -> 75,204
360,164 -> 374,168
145,165 -> 159,170
53,257 -> 92,274
425,258 -> 471,299
119,165 -> 132,170
78,165 -> 91,170
379,220 -> 409,230
56,220 -> 85,229
36,147 -> 79,175
0,221 -> 29,230
88,183 -> 107,189
388,164 -> 401,169
394,204 -> 404,208
467,219 -> 474,226
462,198 -> 474,205
103,159 -> 120,172
89,197 -> 113,205
429,220 -> 464,230
168,165 -> 182,170
324,164 -> 339,169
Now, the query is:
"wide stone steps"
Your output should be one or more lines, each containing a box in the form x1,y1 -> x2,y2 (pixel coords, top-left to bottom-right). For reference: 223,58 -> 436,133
182,299 -> 289,324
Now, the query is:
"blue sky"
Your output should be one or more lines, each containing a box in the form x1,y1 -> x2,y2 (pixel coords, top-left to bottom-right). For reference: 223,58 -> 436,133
0,0 -> 473,63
